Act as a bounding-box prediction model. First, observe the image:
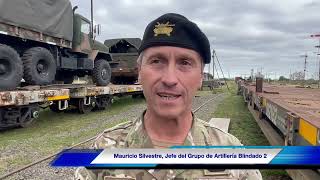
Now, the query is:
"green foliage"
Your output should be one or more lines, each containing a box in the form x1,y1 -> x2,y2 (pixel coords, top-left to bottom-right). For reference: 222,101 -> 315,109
278,76 -> 289,81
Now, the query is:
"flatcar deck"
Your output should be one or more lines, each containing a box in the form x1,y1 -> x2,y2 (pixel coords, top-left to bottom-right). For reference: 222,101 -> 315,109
246,84 -> 320,128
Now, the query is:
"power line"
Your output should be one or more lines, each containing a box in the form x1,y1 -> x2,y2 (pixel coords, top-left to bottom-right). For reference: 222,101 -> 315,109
213,50 -> 230,91
214,57 -> 220,81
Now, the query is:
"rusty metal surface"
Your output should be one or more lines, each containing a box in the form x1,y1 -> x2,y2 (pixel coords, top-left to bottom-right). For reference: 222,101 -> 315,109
67,84 -> 143,98
0,84 -> 143,106
255,78 -> 263,92
69,86 -> 111,98
109,84 -> 143,95
0,88 -> 69,107
244,83 -> 320,128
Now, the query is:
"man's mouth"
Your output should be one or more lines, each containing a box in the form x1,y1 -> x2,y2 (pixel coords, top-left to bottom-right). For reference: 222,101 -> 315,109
157,93 -> 181,100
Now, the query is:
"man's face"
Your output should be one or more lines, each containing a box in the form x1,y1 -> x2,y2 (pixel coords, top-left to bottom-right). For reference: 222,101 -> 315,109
138,46 -> 203,119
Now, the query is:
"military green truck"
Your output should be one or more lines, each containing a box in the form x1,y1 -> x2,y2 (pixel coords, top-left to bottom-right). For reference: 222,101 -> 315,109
0,0 -> 112,90
104,38 -> 141,84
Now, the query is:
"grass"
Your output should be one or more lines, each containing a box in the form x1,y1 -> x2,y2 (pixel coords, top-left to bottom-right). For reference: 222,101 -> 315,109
211,82 -> 290,179
0,96 -> 145,174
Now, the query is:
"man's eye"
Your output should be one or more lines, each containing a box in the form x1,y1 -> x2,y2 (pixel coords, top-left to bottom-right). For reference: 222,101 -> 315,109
150,59 -> 161,64
180,60 -> 192,66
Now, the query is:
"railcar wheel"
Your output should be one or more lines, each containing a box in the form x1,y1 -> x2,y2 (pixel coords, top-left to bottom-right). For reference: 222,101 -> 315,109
77,98 -> 94,114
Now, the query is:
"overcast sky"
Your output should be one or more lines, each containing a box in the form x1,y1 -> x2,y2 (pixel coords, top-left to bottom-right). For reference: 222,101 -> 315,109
71,0 -> 320,79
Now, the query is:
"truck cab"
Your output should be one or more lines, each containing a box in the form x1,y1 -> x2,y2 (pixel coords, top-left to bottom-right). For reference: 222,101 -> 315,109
55,13 -> 112,86
72,14 -> 94,54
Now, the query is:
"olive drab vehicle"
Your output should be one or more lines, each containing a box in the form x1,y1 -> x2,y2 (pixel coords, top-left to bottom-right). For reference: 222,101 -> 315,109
0,0 -> 112,90
104,38 -> 141,84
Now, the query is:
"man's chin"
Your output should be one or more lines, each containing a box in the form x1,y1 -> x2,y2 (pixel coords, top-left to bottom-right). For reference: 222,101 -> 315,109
154,109 -> 184,120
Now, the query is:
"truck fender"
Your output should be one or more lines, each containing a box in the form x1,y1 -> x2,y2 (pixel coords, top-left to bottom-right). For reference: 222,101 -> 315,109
89,50 -> 112,62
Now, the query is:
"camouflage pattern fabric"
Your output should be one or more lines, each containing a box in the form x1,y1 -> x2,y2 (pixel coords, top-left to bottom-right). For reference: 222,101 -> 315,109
75,111 -> 263,180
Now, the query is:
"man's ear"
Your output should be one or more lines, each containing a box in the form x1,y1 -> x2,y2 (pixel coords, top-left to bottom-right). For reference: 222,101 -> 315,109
137,64 -> 142,84
137,63 -> 141,72
199,73 -> 203,89
138,74 -> 141,84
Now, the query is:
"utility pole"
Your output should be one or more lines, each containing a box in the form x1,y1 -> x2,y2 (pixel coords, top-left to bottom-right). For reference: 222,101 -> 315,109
289,69 -> 291,81
208,62 -> 211,80
316,44 -> 320,88
212,50 -> 215,80
251,69 -> 254,81
90,0 -> 94,38
310,34 -> 320,88
300,53 -> 308,81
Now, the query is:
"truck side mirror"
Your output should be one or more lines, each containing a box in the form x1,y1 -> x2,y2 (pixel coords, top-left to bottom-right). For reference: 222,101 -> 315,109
94,24 -> 101,36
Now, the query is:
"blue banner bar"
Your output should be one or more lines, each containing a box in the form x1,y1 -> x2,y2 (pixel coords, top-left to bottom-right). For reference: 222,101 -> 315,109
51,146 -> 320,168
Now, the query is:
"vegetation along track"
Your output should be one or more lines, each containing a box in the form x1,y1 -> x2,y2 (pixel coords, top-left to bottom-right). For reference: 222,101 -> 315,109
0,93 -> 224,180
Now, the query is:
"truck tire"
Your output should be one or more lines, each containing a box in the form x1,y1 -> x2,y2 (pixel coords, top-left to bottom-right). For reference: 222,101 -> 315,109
92,59 -> 111,86
22,47 -> 56,85
0,44 -> 23,90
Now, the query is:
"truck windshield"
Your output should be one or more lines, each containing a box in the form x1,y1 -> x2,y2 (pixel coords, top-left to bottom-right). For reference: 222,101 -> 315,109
81,20 -> 90,35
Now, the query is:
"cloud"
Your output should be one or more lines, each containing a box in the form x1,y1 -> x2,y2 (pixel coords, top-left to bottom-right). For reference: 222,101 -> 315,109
70,0 -> 320,79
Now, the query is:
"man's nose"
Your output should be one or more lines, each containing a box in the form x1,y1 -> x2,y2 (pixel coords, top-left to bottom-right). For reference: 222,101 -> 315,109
161,63 -> 178,87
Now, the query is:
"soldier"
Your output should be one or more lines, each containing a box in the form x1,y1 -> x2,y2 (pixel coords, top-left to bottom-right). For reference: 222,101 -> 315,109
75,13 -> 262,180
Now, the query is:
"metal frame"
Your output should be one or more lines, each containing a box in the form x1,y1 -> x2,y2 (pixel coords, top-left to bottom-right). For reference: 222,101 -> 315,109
237,81 -> 320,179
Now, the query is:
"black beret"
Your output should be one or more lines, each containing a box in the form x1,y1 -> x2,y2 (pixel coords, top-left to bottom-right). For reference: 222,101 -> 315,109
138,13 -> 211,64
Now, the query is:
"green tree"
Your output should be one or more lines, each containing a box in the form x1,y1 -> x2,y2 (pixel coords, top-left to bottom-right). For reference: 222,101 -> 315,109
279,76 -> 289,81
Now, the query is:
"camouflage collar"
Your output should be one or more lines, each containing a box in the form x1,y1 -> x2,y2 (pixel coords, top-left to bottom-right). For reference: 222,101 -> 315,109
125,110 -> 211,148
123,110 -> 213,179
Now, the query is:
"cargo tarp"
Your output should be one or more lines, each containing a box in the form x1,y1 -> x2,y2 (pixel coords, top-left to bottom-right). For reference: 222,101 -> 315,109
0,0 -> 73,41
104,38 -> 142,50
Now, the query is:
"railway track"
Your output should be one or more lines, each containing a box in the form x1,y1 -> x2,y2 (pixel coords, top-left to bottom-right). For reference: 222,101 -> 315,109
0,93 -> 223,179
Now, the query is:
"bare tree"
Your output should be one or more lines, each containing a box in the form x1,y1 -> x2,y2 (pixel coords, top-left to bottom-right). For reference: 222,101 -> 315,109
290,71 -> 304,80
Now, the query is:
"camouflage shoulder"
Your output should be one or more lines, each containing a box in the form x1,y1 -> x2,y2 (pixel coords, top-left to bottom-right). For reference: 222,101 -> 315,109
198,119 -> 243,146
92,121 -> 134,149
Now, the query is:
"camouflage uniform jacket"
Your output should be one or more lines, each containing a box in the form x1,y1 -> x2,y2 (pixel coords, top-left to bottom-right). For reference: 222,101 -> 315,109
75,111 -> 263,180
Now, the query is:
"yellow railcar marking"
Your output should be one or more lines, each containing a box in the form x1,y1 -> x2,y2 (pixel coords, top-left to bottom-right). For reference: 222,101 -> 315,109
262,98 -> 267,108
299,118 -> 318,145
127,88 -> 135,92
47,95 -> 69,101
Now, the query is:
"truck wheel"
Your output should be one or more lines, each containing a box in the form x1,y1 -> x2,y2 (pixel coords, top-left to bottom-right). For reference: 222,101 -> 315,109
0,44 -> 23,90
22,47 -> 56,85
92,59 -> 111,86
